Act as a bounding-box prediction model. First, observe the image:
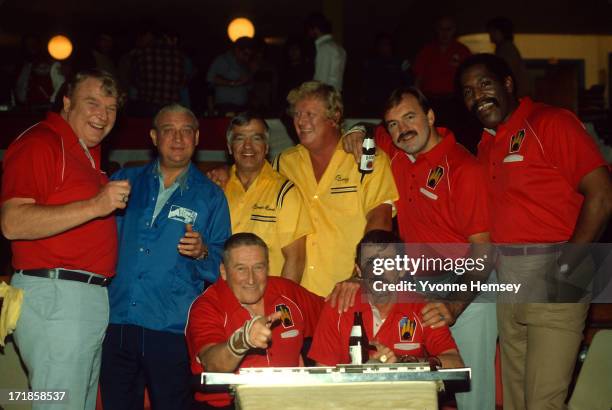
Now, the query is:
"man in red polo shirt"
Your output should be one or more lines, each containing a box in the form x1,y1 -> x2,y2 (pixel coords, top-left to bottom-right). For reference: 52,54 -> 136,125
413,16 -> 471,99
185,233 -> 323,409
457,53 -> 612,410
1,69 -> 129,410
340,86 -> 495,409
309,230 -> 463,368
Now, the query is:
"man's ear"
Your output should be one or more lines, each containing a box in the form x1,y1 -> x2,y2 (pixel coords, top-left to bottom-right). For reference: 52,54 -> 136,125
331,110 -> 341,128
150,129 -> 158,147
504,76 -> 515,95
63,95 -> 71,113
194,130 -> 200,146
427,109 -> 436,128
354,264 -> 363,279
220,263 -> 227,280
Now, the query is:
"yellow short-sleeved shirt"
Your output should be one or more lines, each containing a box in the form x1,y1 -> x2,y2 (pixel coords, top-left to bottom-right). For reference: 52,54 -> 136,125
273,141 -> 399,296
224,161 -> 313,276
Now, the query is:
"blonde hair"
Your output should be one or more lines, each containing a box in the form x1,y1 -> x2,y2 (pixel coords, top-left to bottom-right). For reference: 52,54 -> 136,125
287,81 -> 343,127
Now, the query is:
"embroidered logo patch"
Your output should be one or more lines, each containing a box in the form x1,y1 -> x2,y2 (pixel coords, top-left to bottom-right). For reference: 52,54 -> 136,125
426,166 -> 445,190
509,129 -> 526,153
399,316 -> 416,342
275,304 -> 294,328
168,205 -> 197,225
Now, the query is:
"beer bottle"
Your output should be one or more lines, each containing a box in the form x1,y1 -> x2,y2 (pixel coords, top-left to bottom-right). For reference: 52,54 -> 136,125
359,134 -> 375,174
349,312 -> 369,364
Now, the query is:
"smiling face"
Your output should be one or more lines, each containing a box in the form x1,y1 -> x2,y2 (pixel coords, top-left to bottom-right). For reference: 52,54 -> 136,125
384,93 -> 437,156
150,110 -> 199,170
62,77 -> 118,147
221,244 -> 268,306
292,96 -> 339,151
229,119 -> 269,174
459,63 -> 518,129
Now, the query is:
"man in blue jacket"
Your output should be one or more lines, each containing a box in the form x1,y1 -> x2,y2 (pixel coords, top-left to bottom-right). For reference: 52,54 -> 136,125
100,103 -> 231,410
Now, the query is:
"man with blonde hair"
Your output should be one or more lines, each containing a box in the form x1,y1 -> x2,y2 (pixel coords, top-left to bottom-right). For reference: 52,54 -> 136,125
274,81 -> 398,296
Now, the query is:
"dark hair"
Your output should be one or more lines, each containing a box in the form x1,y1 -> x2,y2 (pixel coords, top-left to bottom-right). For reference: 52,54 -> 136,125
64,68 -> 126,108
355,230 -> 404,270
222,233 -> 269,266
234,36 -> 255,51
306,12 -> 332,34
486,16 -> 514,41
455,53 -> 516,96
383,86 -> 431,118
226,111 -> 270,144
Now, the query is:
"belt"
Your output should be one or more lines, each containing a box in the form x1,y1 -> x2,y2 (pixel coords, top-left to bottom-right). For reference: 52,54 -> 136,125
498,245 -> 560,256
19,268 -> 112,287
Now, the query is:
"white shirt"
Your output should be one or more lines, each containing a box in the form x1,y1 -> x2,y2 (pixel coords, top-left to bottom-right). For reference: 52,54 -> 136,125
314,34 -> 346,91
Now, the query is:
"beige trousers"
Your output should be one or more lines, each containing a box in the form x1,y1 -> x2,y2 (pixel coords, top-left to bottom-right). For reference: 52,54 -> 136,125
497,251 -> 589,410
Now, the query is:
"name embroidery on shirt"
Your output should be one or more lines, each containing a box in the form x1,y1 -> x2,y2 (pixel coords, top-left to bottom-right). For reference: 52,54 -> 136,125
168,205 -> 198,225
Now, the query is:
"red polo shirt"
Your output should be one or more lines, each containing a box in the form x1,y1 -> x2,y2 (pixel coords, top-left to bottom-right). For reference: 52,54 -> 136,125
185,276 -> 323,406
309,289 -> 457,366
477,98 -> 607,243
375,126 -> 489,245
1,112 -> 117,277
413,40 -> 471,97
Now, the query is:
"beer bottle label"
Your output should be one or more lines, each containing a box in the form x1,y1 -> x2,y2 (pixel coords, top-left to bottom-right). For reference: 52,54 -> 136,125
359,154 -> 375,172
350,326 -> 362,337
349,343 -> 363,364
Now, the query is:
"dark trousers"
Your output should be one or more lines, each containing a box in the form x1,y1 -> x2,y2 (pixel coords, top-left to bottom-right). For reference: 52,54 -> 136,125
100,324 -> 194,410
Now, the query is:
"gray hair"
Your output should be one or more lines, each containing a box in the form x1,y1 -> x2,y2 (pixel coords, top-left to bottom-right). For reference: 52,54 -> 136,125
222,233 -> 269,266
152,103 -> 199,131
226,112 -> 270,145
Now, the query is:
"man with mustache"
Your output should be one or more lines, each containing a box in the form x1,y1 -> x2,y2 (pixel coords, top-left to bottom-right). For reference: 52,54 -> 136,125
457,53 -> 612,410
341,86 -> 496,410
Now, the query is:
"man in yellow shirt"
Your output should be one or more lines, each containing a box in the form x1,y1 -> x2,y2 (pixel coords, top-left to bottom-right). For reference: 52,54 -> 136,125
274,81 -> 398,296
224,112 -> 313,282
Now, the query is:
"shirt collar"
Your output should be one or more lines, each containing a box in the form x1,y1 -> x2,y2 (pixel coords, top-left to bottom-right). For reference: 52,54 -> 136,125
408,127 -> 456,166
490,97 -> 534,137
45,111 -> 102,165
153,160 -> 190,191
229,160 -> 274,191
315,33 -> 333,47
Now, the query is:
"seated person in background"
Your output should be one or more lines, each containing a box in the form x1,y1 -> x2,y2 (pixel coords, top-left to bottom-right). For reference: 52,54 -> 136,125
224,112 -> 313,282
309,230 -> 464,368
185,233 -> 324,409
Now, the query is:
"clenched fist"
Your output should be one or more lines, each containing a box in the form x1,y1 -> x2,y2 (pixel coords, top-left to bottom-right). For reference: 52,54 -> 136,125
92,180 -> 131,216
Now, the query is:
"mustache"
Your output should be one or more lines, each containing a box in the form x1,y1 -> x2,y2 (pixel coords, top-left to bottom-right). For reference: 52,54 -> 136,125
398,130 -> 418,141
471,97 -> 500,116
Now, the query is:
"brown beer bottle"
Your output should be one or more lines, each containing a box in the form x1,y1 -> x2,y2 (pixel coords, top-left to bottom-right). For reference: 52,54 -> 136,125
349,311 -> 369,364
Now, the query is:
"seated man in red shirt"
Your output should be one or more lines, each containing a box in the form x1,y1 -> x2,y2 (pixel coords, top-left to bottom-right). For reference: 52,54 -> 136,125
185,232 -> 323,409
309,230 -> 463,368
